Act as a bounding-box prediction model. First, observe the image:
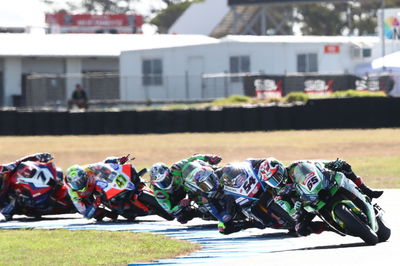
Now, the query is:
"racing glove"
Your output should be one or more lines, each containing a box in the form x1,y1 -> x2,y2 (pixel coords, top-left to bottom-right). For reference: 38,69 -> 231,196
118,154 -> 131,165
325,158 -> 352,172
179,198 -> 191,208
206,155 -> 222,165
291,201 -> 303,220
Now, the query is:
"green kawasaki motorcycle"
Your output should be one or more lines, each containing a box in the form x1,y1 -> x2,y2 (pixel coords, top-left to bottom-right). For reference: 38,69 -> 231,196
291,161 -> 391,245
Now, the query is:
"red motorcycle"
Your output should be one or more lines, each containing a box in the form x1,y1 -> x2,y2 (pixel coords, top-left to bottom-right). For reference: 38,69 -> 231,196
90,162 -> 173,221
1,161 -> 75,220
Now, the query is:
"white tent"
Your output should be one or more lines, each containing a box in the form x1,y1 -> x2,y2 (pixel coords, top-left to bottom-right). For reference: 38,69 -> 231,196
372,51 -> 400,97
371,51 -> 400,71
354,51 -> 400,96
356,51 -> 400,75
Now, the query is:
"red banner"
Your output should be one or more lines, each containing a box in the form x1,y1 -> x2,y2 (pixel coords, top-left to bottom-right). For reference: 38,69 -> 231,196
324,45 -> 340,54
46,13 -> 143,33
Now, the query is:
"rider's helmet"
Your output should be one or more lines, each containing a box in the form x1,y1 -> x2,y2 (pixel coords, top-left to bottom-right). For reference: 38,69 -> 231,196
65,165 -> 87,191
150,163 -> 173,190
193,166 -> 220,197
219,164 -> 247,187
258,158 -> 287,188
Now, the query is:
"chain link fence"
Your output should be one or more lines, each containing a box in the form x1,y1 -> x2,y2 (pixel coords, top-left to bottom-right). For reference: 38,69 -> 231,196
11,72 -> 245,110
5,71 -> 399,110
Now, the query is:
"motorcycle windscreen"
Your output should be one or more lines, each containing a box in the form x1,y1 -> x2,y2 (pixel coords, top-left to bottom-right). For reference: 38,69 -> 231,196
293,162 -> 327,203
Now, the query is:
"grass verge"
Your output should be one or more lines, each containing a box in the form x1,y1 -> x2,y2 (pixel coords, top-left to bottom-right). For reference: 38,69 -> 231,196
0,229 -> 199,265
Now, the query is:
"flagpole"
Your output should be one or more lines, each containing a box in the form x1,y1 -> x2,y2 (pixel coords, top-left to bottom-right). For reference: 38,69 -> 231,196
381,0 -> 386,70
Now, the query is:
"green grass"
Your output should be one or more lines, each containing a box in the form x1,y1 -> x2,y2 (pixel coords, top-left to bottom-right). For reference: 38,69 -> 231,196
0,229 -> 199,265
136,90 -> 389,110
344,155 -> 400,188
211,95 -> 252,105
330,90 -> 387,98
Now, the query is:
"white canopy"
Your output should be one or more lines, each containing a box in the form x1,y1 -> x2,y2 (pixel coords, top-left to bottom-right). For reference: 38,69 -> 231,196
355,50 -> 400,76
371,51 -> 400,71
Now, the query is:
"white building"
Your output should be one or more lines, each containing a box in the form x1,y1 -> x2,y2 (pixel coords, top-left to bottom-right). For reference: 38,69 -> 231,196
120,35 -> 398,101
0,33 -> 217,107
1,33 -> 399,107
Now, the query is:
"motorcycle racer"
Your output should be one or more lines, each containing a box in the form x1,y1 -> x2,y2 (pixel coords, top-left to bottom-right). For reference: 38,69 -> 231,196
258,157 -> 383,236
64,155 -> 130,220
0,152 -> 57,219
215,159 -> 300,235
213,163 -> 272,235
149,154 -> 222,224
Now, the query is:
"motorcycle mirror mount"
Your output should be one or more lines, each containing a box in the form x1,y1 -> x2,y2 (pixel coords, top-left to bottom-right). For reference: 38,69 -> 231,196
137,168 -> 147,177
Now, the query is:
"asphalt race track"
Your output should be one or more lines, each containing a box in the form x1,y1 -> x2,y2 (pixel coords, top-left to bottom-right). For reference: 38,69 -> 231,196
1,189 -> 399,266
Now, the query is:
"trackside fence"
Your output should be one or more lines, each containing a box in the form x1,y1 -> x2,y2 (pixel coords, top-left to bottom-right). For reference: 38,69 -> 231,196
0,97 -> 399,136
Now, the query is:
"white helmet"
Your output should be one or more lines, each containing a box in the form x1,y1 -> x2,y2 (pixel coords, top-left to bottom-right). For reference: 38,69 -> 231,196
258,158 -> 287,188
150,163 -> 172,190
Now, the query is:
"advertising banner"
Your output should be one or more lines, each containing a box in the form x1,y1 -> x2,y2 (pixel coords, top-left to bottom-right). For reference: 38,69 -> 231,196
244,75 -> 284,98
324,45 -> 340,54
45,13 -> 143,33
243,74 -> 380,98
378,8 -> 400,40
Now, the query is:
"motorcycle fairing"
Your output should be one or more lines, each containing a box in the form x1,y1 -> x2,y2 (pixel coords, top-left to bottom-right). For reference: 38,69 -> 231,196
223,162 -> 262,206
13,162 -> 57,195
95,164 -> 136,200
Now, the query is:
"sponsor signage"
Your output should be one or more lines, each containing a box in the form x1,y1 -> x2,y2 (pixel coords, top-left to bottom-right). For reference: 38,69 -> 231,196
324,45 -> 340,54
355,77 -> 381,92
228,0 -> 351,5
45,13 -> 143,33
245,74 -> 388,97
304,79 -> 334,94
378,8 -> 400,40
254,78 -> 283,99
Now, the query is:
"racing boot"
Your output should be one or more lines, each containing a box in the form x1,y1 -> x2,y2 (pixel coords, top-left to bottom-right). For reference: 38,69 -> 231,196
359,184 -> 384,199
1,202 -> 16,221
334,161 -> 384,199
309,221 -> 332,234
95,209 -> 118,222
287,228 -> 299,237
353,176 -> 383,199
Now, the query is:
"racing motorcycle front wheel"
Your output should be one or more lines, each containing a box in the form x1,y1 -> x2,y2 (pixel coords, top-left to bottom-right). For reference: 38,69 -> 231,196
333,204 -> 378,245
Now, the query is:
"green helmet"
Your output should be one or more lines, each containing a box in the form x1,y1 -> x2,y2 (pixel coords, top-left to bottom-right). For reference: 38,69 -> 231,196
66,165 -> 87,191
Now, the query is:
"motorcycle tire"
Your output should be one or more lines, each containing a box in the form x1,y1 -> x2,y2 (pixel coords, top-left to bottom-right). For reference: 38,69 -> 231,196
138,192 -> 174,221
376,216 -> 391,242
334,204 -> 378,245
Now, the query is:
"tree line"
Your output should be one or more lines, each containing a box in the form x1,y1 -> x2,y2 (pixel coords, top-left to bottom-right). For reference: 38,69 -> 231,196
41,0 -> 400,35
